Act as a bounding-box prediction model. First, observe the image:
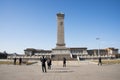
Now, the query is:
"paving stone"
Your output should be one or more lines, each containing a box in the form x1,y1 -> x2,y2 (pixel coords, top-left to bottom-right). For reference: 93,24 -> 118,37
0,61 -> 120,80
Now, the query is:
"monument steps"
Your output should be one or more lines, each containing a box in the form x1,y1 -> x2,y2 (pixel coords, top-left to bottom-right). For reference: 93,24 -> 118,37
51,54 -> 77,61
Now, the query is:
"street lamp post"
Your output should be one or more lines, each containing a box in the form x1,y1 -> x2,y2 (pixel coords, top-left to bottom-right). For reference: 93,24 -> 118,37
96,38 -> 100,57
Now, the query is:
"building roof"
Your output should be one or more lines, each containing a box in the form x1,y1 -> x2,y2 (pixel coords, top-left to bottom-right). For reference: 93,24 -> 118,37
69,47 -> 87,49
24,48 -> 52,53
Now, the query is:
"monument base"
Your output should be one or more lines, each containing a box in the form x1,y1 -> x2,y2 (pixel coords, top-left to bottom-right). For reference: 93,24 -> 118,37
51,48 -> 77,61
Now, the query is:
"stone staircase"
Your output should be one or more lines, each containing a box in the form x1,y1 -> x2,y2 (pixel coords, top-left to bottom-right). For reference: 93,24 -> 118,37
51,54 -> 77,61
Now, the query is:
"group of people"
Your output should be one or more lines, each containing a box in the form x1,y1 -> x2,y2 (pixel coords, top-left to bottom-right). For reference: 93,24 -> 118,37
40,56 -> 52,72
14,56 -> 101,73
14,57 -> 22,65
40,56 -> 102,73
40,56 -> 66,73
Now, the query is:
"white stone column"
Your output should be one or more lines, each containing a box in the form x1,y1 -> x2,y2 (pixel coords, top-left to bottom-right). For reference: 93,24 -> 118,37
56,13 -> 66,49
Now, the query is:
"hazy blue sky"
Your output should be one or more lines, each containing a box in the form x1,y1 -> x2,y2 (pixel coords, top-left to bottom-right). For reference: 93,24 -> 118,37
0,0 -> 120,54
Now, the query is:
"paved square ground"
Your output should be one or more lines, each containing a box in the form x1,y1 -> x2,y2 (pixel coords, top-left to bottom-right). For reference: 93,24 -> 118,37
0,61 -> 120,80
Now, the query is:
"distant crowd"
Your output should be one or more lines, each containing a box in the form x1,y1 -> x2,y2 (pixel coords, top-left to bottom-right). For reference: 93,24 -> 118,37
13,56 -> 67,73
40,56 -> 66,72
13,57 -> 22,65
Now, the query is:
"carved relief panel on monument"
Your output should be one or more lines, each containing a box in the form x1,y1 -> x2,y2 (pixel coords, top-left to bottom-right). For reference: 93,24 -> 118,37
60,22 -> 63,26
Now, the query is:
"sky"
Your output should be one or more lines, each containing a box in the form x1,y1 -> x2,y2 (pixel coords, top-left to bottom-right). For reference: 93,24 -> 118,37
0,0 -> 120,54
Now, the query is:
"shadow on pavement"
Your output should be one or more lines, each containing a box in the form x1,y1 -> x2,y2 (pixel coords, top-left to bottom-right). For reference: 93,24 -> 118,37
26,62 -> 38,65
47,67 -> 74,73
48,70 -> 74,73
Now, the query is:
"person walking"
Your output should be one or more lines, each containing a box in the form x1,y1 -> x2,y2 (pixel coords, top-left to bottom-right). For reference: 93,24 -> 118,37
40,56 -> 47,72
47,58 -> 52,69
14,57 -> 17,65
98,57 -> 102,66
19,57 -> 22,65
63,57 -> 66,67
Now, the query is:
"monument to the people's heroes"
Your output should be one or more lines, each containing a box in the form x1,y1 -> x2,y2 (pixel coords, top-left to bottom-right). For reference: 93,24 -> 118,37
56,12 -> 66,49
52,13 -> 71,60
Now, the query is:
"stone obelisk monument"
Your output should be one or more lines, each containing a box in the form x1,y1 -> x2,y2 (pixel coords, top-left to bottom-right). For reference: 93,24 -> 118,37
56,13 -> 66,49
52,12 -> 70,60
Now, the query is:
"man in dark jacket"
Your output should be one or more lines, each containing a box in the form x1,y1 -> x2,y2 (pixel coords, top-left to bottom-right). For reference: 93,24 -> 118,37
47,58 -> 52,69
98,57 -> 102,66
63,57 -> 66,67
40,56 -> 47,72
14,57 -> 17,65
19,57 -> 22,65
